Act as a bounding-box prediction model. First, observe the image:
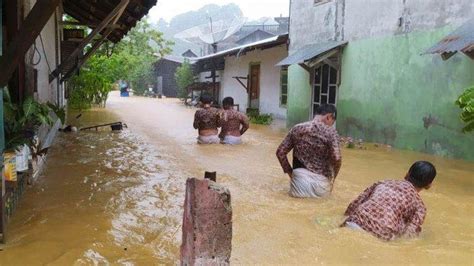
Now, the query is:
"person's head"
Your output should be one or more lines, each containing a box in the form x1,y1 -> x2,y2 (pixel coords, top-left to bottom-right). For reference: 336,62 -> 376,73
314,104 -> 337,126
200,94 -> 213,106
222,97 -> 234,110
405,161 -> 436,190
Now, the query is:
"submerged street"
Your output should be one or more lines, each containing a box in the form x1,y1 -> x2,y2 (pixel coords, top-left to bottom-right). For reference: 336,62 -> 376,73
1,92 -> 473,264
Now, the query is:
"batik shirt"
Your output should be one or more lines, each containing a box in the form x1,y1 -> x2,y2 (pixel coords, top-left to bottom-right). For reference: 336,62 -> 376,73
344,180 -> 427,241
276,119 -> 341,180
193,107 -> 220,130
219,109 -> 249,138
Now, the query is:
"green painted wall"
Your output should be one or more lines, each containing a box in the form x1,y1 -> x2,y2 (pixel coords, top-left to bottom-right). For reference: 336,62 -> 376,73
287,64 -> 312,126
287,26 -> 474,160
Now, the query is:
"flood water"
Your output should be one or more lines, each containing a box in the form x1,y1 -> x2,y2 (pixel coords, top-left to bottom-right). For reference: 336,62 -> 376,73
1,91 -> 473,265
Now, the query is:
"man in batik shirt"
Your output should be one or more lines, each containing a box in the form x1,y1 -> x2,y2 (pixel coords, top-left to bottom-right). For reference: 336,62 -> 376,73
219,97 -> 249,145
343,161 -> 437,241
276,104 -> 341,198
193,94 -> 220,144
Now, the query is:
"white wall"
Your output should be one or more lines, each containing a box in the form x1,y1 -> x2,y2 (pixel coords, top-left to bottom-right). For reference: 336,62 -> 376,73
220,44 -> 288,119
289,0 -> 474,53
24,0 -> 63,105
289,0 -> 338,53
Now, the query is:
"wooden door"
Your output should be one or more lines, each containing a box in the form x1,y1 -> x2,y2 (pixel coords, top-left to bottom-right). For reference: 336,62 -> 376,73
249,64 -> 260,108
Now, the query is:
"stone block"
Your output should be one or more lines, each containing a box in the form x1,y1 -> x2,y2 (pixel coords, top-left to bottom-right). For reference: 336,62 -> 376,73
181,178 -> 232,265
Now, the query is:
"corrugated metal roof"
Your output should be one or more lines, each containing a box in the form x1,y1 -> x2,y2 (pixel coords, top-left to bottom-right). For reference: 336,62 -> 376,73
63,0 -> 157,43
424,19 -> 474,55
162,55 -> 185,63
193,34 -> 288,61
276,41 -> 347,66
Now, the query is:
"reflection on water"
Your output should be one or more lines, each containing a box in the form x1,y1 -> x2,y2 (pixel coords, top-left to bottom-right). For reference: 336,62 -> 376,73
1,111 -> 184,264
1,92 -> 473,265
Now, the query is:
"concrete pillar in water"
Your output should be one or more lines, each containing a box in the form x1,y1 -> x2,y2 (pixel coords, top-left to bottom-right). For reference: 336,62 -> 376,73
180,177 -> 232,265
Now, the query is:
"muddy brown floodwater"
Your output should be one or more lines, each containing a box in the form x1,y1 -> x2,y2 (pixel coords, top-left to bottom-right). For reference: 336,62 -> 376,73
1,91 -> 473,265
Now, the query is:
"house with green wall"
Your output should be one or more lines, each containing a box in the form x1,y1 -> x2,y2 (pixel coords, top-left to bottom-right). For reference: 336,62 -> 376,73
280,0 -> 474,160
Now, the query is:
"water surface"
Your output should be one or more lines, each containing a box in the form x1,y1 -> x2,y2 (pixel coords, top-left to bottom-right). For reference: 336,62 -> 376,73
1,92 -> 473,264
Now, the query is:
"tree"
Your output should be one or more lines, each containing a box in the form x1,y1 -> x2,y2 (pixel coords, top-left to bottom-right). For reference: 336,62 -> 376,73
113,18 -> 173,95
175,59 -> 195,98
68,17 -> 173,108
455,86 -> 474,133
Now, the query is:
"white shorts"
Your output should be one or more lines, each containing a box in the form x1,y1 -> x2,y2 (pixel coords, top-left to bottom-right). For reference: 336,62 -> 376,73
197,135 -> 220,144
221,135 -> 242,145
290,168 -> 332,198
345,221 -> 363,230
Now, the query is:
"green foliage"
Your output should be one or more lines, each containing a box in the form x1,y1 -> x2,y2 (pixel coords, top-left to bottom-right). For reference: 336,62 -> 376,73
68,18 -> 173,107
68,58 -> 113,110
455,86 -> 474,133
47,102 -> 66,124
114,18 -> 173,96
175,59 -> 195,98
247,109 -> 273,125
3,88 -> 54,151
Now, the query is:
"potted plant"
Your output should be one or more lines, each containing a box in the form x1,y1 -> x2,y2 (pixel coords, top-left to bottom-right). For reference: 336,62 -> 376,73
3,89 -> 54,182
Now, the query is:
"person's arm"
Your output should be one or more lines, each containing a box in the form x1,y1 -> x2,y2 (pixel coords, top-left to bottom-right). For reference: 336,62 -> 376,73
404,199 -> 426,237
276,129 -> 295,177
344,182 -> 379,216
240,113 -> 250,135
193,111 -> 199,129
216,110 -> 223,128
329,130 -> 342,178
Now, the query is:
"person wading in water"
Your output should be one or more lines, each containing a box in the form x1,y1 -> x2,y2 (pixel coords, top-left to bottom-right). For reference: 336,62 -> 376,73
276,104 -> 342,198
219,97 -> 250,145
342,161 -> 436,241
193,94 -> 221,144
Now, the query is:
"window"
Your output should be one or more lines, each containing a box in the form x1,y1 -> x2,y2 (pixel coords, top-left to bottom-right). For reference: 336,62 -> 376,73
280,66 -> 288,106
312,64 -> 338,117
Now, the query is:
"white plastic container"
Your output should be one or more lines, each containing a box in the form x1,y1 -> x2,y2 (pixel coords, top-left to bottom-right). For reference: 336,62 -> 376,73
15,145 -> 30,172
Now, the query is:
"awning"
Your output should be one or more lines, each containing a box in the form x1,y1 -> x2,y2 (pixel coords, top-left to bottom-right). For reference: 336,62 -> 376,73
277,41 -> 347,66
193,34 -> 288,61
63,0 -> 157,43
424,19 -> 474,60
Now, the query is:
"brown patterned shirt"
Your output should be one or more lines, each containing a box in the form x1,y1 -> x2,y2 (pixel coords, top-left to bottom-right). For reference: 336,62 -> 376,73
193,107 -> 220,130
276,119 -> 341,179
219,109 -> 250,138
344,180 -> 427,241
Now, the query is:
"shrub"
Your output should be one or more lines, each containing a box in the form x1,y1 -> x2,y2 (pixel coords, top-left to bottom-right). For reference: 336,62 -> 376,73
247,110 -> 273,125
175,59 -> 195,98
455,86 -> 474,133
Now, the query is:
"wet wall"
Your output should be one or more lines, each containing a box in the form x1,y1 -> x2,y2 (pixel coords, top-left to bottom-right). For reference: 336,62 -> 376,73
287,26 -> 474,160
337,26 -> 474,160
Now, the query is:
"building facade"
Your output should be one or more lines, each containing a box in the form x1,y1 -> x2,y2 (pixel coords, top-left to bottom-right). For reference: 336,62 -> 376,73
285,0 -> 474,160
220,44 -> 288,118
154,56 -> 183,97
194,35 -> 289,119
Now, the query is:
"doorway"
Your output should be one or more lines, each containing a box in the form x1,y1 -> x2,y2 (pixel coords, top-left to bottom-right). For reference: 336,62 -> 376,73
249,64 -> 260,109
311,63 -> 338,117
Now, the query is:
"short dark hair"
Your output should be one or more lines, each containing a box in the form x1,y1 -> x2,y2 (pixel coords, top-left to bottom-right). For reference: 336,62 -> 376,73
200,94 -> 213,104
406,161 -> 436,188
222,97 -> 234,107
315,104 -> 337,120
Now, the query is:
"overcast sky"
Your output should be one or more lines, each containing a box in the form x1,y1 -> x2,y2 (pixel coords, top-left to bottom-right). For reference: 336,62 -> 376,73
147,0 -> 290,23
